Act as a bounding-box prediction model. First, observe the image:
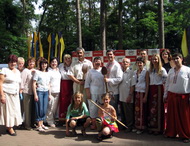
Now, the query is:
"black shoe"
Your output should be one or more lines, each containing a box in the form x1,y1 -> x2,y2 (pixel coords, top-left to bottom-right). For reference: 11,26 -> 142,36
6,130 -> 17,136
183,138 -> 190,143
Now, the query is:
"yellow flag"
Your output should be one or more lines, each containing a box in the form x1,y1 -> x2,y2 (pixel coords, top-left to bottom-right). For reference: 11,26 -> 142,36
27,33 -> 32,59
33,32 -> 38,59
181,29 -> 188,57
47,33 -> 51,63
38,32 -> 44,57
60,36 -> 65,62
55,34 -> 59,57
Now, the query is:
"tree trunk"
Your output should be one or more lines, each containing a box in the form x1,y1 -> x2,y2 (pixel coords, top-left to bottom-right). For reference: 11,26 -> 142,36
76,0 -> 82,48
118,0 -> 123,50
158,0 -> 165,48
21,0 -> 26,35
100,0 -> 106,51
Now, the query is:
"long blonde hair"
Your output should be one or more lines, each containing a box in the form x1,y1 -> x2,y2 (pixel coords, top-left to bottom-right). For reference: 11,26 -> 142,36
150,54 -> 162,76
70,92 -> 84,112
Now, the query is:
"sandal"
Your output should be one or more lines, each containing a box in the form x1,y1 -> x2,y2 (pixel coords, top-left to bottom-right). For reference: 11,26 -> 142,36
183,139 -> 190,143
6,129 -> 17,136
72,129 -> 77,136
81,128 -> 87,136
97,135 -> 103,141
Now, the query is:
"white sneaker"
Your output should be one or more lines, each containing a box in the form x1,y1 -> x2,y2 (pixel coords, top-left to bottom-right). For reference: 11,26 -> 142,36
37,126 -> 45,132
50,124 -> 56,128
132,129 -> 137,133
136,130 -> 143,135
42,125 -> 49,130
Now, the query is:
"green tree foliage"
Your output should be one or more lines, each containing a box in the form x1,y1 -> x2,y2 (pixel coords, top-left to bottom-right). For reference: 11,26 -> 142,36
1,0 -> 190,61
0,0 -> 36,63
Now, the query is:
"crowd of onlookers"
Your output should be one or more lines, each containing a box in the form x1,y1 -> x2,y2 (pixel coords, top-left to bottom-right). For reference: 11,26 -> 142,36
0,48 -> 190,143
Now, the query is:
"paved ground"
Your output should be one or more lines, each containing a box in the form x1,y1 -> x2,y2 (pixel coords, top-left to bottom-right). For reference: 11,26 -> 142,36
0,125 -> 188,146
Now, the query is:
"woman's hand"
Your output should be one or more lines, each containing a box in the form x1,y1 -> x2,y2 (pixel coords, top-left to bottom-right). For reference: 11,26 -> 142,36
71,117 -> 79,120
143,95 -> 147,103
0,95 -> 6,104
34,95 -> 38,102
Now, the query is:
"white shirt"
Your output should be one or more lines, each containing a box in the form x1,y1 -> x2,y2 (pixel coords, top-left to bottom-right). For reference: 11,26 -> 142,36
84,68 -> 105,94
69,58 -> 93,80
149,67 -> 167,85
119,67 -> 135,103
59,63 -> 72,80
134,68 -> 147,93
164,65 -> 190,98
21,68 -> 36,95
106,60 -> 123,95
33,70 -> 51,92
48,67 -> 61,93
0,68 -> 21,94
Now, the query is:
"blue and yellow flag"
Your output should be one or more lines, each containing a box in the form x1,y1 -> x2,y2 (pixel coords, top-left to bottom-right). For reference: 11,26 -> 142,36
33,32 -> 38,59
38,32 -> 44,57
60,36 -> 65,63
181,29 -> 188,57
55,34 -> 59,57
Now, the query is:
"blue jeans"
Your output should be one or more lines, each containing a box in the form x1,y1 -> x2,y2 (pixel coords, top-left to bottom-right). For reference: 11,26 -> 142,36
35,91 -> 49,121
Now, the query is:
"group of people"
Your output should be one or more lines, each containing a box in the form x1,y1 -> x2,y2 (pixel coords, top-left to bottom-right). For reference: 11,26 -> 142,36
0,48 -> 190,143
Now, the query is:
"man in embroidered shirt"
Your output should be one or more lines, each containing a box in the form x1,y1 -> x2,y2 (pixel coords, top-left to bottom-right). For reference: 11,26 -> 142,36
104,49 -> 123,114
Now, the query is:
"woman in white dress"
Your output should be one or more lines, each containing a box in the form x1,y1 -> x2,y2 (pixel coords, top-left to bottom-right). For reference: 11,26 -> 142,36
85,57 -> 105,129
0,54 -> 22,136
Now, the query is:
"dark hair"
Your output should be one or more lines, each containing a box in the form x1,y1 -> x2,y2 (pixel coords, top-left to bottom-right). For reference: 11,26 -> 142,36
7,54 -> 18,63
50,57 -> 59,67
106,49 -> 115,55
160,49 -> 172,64
101,91 -> 114,99
93,56 -> 102,62
39,58 -> 48,72
172,53 -> 183,59
140,49 -> 147,53
27,57 -> 36,68
136,56 -> 145,64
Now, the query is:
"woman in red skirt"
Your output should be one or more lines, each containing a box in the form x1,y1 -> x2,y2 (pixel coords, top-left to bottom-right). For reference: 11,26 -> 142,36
59,54 -> 73,121
147,54 -> 167,135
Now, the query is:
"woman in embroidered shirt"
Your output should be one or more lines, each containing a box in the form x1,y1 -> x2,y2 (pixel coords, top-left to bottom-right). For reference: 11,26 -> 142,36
164,53 -> 190,143
133,57 -> 149,134
66,92 -> 91,136
59,54 -> 73,121
96,92 -> 119,141
147,54 -> 167,135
